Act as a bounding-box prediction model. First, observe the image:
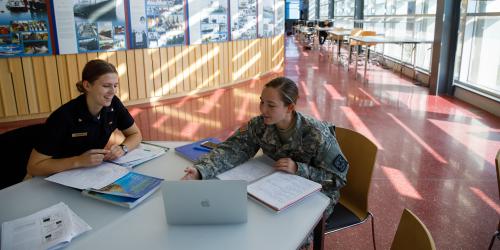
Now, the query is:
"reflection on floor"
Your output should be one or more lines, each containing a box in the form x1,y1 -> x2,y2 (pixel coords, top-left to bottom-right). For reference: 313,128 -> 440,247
133,36 -> 500,249
0,34 -> 441,250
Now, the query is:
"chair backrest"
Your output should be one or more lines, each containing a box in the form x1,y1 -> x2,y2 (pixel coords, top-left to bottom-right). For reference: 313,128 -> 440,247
350,30 -> 377,46
350,28 -> 363,36
0,123 -> 44,189
390,209 -> 436,250
335,127 -> 377,220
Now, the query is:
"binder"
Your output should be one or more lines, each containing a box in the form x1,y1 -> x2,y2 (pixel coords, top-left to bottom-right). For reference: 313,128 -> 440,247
174,138 -> 221,162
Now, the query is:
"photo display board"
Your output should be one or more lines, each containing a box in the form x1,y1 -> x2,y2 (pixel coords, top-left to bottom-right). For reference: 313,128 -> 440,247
53,0 -> 127,54
129,0 -> 186,49
187,0 -> 228,44
274,0 -> 284,35
0,1 -> 53,57
258,0 -> 274,37
230,0 -> 256,40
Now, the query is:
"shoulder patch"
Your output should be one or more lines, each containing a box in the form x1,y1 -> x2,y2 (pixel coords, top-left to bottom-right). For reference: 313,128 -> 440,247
333,154 -> 348,172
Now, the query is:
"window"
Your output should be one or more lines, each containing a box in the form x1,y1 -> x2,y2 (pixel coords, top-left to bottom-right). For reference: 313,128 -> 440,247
334,0 -> 354,17
286,0 -> 300,19
309,0 -> 317,20
319,0 -> 331,19
454,0 -> 500,97
362,0 -> 436,71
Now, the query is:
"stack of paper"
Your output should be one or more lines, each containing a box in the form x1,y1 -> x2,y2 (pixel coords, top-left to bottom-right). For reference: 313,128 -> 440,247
1,202 -> 91,250
110,143 -> 168,168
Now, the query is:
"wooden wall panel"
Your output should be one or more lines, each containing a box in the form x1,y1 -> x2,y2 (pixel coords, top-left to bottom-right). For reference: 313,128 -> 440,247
44,56 -> 62,111
179,46 -> 190,93
116,51 -> 129,101
0,59 -> 17,116
21,57 -> 39,113
134,49 -> 146,99
32,57 -> 50,113
159,48 -> 169,96
55,56 -> 71,105
8,58 -> 28,115
126,50 -> 138,100
143,49 -> 154,98
166,47 -> 176,95
150,49 -> 162,97
0,36 -> 284,121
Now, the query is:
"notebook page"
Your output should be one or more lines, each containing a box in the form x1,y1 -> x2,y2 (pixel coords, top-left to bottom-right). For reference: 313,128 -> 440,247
217,155 -> 276,183
247,171 -> 322,211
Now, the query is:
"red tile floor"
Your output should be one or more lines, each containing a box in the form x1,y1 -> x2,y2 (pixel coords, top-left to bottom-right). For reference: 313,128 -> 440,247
128,36 -> 500,249
5,35 -> 496,249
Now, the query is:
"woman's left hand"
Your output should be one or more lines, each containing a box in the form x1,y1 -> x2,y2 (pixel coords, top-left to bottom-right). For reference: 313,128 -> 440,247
103,144 -> 125,161
273,158 -> 298,174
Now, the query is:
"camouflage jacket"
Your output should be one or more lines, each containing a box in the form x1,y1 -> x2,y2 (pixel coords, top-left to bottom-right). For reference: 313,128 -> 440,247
194,112 -> 349,216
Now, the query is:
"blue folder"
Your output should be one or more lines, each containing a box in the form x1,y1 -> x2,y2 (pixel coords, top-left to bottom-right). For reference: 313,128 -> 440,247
174,138 -> 221,162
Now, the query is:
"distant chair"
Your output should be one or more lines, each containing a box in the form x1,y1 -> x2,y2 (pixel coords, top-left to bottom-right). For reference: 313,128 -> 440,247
488,149 -> 500,249
390,209 -> 436,250
0,124 -> 44,190
325,127 -> 378,249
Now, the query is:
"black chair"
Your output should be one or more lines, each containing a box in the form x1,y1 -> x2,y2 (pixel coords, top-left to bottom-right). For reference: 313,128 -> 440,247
0,124 -> 44,190
488,149 -> 500,249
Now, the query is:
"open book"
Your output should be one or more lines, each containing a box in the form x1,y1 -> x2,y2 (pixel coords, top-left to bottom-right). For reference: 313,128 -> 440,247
1,202 -> 91,250
217,155 -> 322,211
45,163 -> 163,209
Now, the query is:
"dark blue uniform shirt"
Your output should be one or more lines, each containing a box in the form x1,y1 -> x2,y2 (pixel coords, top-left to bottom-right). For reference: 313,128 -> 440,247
36,94 -> 134,158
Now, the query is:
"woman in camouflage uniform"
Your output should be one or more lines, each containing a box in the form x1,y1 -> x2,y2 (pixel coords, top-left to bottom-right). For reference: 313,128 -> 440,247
182,76 -> 349,217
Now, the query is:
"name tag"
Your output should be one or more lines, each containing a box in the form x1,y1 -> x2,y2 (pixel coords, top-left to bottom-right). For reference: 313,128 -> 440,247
72,132 -> 88,137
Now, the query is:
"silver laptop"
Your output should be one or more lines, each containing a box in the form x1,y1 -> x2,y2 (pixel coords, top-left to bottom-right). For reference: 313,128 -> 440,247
162,180 -> 248,225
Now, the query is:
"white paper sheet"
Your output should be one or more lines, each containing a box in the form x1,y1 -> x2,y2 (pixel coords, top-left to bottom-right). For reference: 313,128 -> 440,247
110,144 -> 165,167
1,202 -> 91,250
45,162 -> 129,190
217,155 -> 276,183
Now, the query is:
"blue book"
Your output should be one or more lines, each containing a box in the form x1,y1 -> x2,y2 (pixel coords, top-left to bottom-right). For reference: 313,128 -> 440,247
82,172 -> 163,208
174,138 -> 221,162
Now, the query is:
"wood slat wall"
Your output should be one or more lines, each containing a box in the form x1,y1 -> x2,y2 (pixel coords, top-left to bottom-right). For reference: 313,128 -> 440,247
0,36 -> 284,122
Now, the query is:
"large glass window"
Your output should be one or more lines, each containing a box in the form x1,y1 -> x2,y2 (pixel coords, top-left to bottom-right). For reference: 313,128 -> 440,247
309,0 -> 317,20
334,0 -> 355,17
362,0 -> 435,71
319,0 -> 331,19
454,0 -> 500,97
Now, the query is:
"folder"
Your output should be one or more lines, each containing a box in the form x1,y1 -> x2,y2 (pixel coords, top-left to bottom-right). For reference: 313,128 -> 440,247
174,138 -> 221,162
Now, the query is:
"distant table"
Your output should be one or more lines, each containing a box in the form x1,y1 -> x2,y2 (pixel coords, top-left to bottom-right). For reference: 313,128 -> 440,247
348,36 -> 433,81
0,142 -> 330,250
327,29 -> 352,60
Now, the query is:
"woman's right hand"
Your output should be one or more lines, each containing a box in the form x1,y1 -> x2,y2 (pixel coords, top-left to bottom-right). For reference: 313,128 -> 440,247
181,166 -> 201,180
75,149 -> 110,168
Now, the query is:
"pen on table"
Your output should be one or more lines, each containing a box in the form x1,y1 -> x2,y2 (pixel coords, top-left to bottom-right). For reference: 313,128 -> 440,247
193,146 -> 211,152
140,141 -> 170,151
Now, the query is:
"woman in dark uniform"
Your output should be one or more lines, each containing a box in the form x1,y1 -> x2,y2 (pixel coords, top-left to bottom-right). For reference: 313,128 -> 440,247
27,59 -> 142,176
